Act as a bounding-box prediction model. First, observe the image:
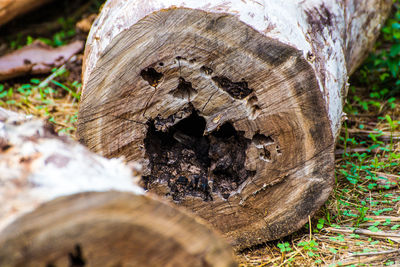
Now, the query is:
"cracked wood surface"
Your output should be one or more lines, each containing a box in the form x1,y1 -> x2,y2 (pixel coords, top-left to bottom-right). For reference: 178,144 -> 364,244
78,0 -> 391,249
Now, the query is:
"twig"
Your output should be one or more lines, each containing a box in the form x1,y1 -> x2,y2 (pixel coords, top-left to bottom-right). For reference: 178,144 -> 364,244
346,129 -> 400,140
368,216 -> 400,222
336,254 -> 395,266
277,251 -> 300,267
324,227 -> 400,243
351,249 -> 400,257
353,229 -> 400,238
335,147 -> 379,155
370,171 -> 400,183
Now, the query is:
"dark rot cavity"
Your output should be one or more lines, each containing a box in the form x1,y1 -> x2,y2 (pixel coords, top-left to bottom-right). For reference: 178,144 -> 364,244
169,77 -> 197,100
140,68 -> 163,87
212,76 -> 253,99
143,106 -> 255,202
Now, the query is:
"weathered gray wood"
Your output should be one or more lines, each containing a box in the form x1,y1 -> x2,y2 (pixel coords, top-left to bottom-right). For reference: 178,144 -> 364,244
0,108 -> 143,232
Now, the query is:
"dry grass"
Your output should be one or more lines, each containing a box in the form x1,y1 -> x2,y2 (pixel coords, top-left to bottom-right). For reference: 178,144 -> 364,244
236,92 -> 400,266
2,57 -> 398,267
0,57 -> 81,136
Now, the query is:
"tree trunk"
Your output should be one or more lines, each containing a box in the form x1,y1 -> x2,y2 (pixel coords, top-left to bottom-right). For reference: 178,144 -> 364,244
77,0 -> 392,249
0,108 -> 236,267
0,0 -> 52,26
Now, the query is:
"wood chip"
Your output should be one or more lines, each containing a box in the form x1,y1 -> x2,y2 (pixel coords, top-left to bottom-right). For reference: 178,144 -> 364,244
76,14 -> 97,32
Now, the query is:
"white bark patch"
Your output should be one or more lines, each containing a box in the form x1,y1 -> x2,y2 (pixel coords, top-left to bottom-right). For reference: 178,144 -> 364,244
0,111 -> 143,232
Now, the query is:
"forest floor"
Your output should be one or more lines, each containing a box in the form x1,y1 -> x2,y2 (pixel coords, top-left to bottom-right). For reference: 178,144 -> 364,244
1,1 -> 400,266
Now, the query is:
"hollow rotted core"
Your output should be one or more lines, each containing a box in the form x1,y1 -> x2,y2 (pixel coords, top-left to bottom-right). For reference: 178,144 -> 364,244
143,107 -> 255,201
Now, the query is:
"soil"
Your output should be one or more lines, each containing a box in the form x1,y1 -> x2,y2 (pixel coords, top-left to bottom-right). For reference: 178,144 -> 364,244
143,104 -> 255,202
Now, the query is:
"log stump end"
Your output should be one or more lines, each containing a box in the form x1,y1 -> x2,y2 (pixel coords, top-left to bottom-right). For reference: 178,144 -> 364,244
78,7 -> 335,248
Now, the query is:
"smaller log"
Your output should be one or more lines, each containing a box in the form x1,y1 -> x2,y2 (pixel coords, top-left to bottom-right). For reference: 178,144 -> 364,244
0,192 -> 236,267
0,108 -> 236,267
0,0 -> 53,27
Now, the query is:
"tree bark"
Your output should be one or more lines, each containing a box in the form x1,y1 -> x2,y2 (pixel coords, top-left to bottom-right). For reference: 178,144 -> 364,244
0,0 -> 53,27
0,108 -> 236,267
77,0 -> 392,249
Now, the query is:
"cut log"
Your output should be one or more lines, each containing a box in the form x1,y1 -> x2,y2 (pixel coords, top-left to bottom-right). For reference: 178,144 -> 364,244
0,109 -> 236,266
0,0 -> 53,27
77,0 -> 392,249
0,192 -> 236,267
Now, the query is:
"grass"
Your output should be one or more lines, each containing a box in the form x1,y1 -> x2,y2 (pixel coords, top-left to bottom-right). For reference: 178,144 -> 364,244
236,4 -> 400,266
1,1 -> 400,266
237,106 -> 400,265
0,65 -> 81,136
